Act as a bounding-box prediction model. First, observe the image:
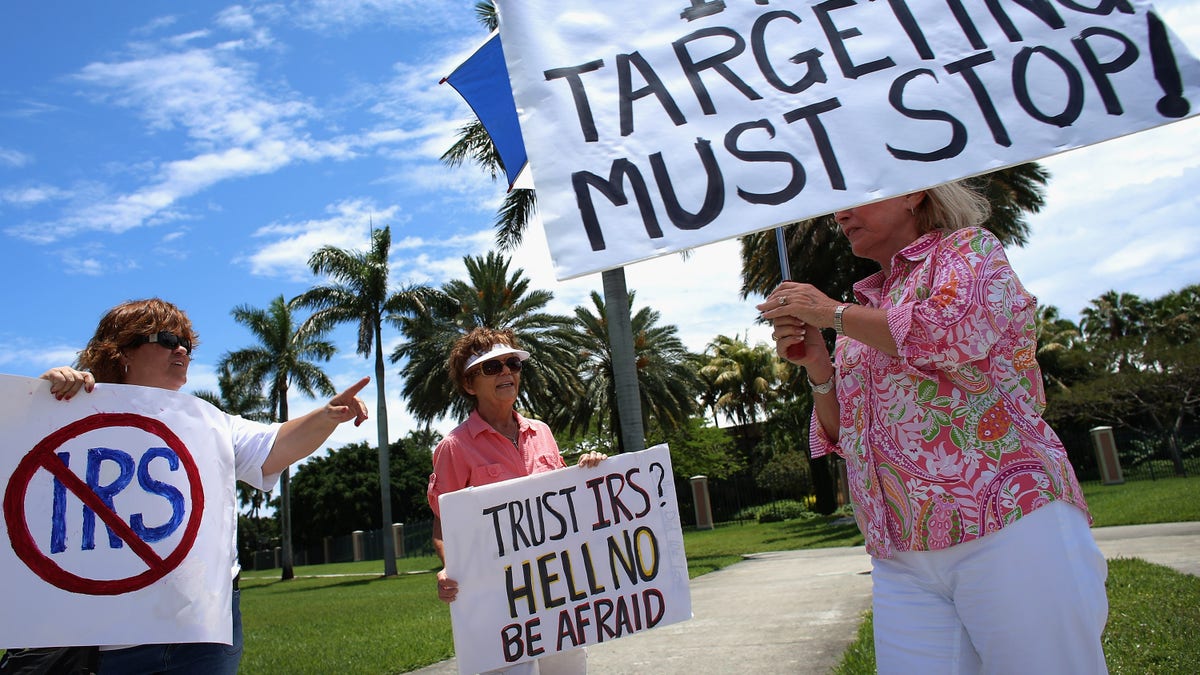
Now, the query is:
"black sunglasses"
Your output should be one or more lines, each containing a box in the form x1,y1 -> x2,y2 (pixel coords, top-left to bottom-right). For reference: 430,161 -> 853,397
130,331 -> 193,355
477,356 -> 523,376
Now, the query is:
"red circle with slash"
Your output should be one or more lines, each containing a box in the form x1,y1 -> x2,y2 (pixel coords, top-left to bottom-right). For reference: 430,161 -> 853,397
3,413 -> 204,595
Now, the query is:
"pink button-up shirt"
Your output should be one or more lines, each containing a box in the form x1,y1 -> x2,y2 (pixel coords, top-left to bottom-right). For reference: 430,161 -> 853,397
810,227 -> 1090,559
427,409 -> 567,518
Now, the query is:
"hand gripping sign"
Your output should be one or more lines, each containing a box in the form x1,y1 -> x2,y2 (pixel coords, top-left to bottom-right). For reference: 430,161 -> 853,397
0,375 -> 238,649
440,444 -> 691,675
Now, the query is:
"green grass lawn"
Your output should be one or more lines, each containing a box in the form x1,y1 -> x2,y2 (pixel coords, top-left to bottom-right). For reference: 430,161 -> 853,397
235,514 -> 864,673
831,558 -> 1200,675
677,514 -> 863,577
9,477 -> 1183,672
239,571 -> 451,674
1082,474 -> 1200,526
830,474 -> 1200,674
231,475 -> 1200,673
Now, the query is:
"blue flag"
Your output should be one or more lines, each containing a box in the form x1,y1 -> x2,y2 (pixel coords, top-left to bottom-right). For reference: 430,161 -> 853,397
442,32 -> 528,190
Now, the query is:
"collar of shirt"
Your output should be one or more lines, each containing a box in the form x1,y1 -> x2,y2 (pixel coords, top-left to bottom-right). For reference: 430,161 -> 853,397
852,230 -> 943,306
464,408 -> 530,441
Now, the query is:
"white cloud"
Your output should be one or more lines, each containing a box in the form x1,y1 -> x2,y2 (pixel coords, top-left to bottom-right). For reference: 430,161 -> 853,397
57,244 -> 143,277
289,0 -> 444,33
0,147 -> 30,168
10,32 -> 382,243
1,184 -> 64,207
1008,116 -> 1200,322
215,5 -> 257,33
360,28 -> 513,207
133,14 -> 179,37
1160,1 -> 1200,51
74,49 -> 310,146
0,99 -> 60,119
244,199 -> 405,279
505,212 -> 773,356
183,360 -> 219,396
1094,228 -> 1200,277
0,341 -> 84,373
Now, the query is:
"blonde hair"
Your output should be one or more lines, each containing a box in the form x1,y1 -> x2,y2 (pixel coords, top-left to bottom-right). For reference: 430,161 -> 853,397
77,298 -> 197,384
914,180 -> 991,234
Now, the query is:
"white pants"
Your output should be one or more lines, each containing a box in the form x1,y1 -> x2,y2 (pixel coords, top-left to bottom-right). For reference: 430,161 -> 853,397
483,648 -> 587,675
871,502 -> 1108,674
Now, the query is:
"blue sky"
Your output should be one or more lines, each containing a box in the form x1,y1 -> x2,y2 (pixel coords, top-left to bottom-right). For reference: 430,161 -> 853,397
2,1 -> 1199,453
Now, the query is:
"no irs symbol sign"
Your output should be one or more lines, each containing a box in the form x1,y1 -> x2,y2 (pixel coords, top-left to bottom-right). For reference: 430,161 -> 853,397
3,412 -> 205,595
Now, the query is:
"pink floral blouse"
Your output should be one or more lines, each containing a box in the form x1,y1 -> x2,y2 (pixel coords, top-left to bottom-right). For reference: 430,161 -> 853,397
810,227 -> 1090,559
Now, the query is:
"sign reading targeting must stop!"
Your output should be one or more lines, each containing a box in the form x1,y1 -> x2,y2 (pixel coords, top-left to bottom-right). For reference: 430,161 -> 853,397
0,374 -> 238,649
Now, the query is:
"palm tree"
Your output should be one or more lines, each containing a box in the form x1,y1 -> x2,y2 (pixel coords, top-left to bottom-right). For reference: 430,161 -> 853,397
222,295 -> 337,580
291,226 -> 437,577
1147,284 -> 1200,348
1081,290 -> 1147,343
1080,290 -> 1148,373
692,352 -> 724,425
700,334 -> 789,428
738,164 -> 1052,301
391,251 -> 577,424
194,361 -> 272,519
443,0 -> 646,453
558,290 -> 700,452
1034,304 -> 1082,393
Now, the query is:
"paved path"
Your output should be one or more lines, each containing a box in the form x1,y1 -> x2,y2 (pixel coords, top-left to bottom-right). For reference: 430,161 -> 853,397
410,522 -> 1200,674
1090,521 -> 1200,577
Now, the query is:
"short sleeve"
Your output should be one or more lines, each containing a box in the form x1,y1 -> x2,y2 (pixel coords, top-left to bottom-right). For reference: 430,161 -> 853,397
895,228 -> 1030,371
228,415 -> 282,491
427,436 -> 469,519
808,406 -> 837,459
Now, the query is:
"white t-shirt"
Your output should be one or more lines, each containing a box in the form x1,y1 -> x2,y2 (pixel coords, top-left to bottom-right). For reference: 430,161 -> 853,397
101,408 -> 281,651
225,413 -> 281,580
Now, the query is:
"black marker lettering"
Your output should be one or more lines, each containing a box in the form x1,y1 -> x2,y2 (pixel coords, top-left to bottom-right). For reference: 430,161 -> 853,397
545,59 -> 606,142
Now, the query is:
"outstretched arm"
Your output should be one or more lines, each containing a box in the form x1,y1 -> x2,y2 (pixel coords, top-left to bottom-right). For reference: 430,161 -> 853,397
262,377 -> 370,476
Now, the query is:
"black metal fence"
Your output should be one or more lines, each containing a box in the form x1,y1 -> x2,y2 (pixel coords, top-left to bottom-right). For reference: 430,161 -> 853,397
691,424 -> 1198,528
1058,423 -> 1199,484
676,472 -> 825,527
244,520 -> 436,570
244,424 -> 1197,568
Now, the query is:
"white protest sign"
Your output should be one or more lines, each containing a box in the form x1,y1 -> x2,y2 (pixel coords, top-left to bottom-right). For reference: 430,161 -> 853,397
0,374 -> 237,648
496,0 -> 1200,280
440,444 -> 690,674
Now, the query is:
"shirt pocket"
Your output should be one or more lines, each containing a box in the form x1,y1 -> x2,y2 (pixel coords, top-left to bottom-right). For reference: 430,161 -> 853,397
470,462 -> 514,487
532,453 -> 563,473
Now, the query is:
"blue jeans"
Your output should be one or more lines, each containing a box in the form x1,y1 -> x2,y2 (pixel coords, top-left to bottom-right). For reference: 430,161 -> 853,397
97,589 -> 243,675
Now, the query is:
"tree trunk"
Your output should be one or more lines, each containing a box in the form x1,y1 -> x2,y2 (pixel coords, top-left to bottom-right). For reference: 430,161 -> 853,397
810,455 -> 839,515
1169,414 -> 1187,477
280,467 -> 294,580
603,267 -> 645,454
376,329 -> 398,576
279,393 -> 294,580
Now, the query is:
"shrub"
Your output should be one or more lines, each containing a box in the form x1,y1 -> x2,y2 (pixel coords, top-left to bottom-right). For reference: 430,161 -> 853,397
734,499 -> 813,523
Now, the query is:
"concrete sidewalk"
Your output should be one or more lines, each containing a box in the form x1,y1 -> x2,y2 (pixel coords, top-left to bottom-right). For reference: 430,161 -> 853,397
410,521 -> 1200,674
